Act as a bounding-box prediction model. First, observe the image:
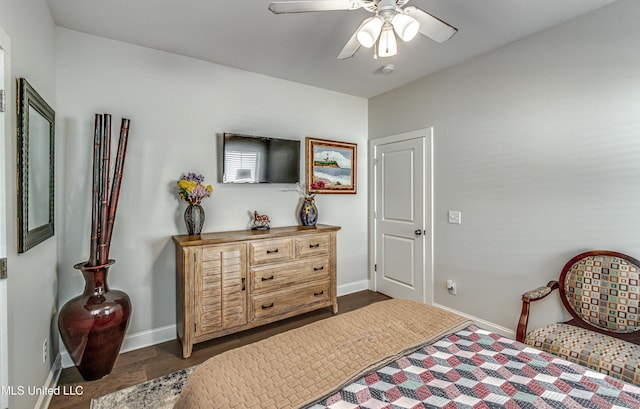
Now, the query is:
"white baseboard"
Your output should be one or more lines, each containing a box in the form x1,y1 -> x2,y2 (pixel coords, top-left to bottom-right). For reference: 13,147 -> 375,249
433,303 -> 516,339
35,354 -> 62,409
61,324 -> 177,369
119,323 -> 177,353
60,351 -> 72,369
337,280 -> 370,296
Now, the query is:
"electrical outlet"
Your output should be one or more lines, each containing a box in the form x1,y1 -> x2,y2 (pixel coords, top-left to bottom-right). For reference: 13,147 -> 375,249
42,339 -> 48,364
446,280 -> 457,296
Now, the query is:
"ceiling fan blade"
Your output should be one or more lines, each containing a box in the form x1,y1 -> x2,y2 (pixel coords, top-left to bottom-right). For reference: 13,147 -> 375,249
337,17 -> 377,59
268,0 -> 363,14
337,31 -> 361,59
404,6 -> 457,43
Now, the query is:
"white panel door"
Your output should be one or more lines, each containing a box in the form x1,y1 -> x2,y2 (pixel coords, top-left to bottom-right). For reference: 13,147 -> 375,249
373,129 -> 432,303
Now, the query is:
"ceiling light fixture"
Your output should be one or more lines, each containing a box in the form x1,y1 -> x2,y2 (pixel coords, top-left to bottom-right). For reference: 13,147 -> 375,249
268,0 -> 458,61
392,13 -> 419,42
357,17 -> 384,48
377,22 -> 397,58
354,0 -> 421,59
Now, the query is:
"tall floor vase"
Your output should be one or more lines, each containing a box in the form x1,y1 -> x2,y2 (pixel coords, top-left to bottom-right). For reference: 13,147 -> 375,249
58,260 -> 132,381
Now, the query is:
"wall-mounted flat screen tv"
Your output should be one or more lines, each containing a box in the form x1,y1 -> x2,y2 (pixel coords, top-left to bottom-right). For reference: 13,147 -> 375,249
222,133 -> 300,184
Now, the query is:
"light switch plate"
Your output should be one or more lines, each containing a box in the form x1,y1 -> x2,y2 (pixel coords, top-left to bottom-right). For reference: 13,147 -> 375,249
448,210 -> 462,224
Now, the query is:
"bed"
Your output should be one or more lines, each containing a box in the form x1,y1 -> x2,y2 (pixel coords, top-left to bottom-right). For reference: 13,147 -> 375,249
173,299 -> 640,408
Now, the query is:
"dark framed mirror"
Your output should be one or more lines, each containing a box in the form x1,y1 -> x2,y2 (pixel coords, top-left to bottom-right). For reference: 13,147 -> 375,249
17,78 -> 55,253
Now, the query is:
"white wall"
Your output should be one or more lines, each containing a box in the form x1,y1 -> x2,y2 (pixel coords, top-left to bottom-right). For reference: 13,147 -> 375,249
55,28 -> 368,344
369,0 -> 640,332
0,1 -> 58,408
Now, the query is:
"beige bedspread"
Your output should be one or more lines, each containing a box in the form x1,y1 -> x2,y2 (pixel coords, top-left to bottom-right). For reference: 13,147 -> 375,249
173,299 -> 471,409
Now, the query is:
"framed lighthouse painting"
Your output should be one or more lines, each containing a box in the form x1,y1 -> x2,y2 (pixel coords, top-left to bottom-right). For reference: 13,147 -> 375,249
305,137 -> 357,194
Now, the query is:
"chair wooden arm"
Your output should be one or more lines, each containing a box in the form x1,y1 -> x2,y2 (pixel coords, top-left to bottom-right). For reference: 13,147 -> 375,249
516,280 -> 559,342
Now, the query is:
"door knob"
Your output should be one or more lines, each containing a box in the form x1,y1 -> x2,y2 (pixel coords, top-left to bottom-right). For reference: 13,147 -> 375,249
414,229 -> 423,236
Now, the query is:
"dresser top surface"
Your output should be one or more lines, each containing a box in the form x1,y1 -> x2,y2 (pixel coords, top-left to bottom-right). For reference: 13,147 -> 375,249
173,224 -> 341,247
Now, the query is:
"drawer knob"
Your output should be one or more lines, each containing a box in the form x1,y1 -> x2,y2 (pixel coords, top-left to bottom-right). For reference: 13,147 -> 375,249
313,266 -> 324,271
261,303 -> 274,310
314,290 -> 324,296
266,249 -> 279,254
309,243 -> 320,248
261,275 -> 275,281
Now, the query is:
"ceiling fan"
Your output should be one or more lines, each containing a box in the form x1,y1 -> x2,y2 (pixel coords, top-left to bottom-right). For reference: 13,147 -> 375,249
268,0 -> 458,59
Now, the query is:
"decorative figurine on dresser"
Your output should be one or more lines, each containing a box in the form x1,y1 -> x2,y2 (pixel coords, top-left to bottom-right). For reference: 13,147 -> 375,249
173,224 -> 340,358
251,211 -> 270,230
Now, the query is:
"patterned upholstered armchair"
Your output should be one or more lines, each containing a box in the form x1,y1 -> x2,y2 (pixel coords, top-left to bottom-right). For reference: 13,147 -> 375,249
517,250 -> 640,385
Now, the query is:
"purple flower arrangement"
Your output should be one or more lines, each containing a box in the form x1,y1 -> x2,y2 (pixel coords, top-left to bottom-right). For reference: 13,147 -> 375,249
177,172 -> 213,204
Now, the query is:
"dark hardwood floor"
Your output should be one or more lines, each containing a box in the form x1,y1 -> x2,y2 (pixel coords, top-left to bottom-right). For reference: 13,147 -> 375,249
49,290 -> 390,409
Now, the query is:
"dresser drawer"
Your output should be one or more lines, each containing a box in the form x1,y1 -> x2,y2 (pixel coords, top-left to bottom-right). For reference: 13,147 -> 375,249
251,256 -> 330,293
251,280 -> 330,320
296,233 -> 330,258
249,238 -> 294,265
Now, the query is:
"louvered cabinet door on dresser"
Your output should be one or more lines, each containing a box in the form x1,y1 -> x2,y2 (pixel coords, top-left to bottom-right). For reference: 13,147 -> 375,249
194,244 -> 247,337
174,224 -> 340,358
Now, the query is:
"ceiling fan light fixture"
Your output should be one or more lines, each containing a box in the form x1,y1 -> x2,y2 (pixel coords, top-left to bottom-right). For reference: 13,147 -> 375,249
377,22 -> 397,58
392,13 -> 419,42
357,17 -> 383,48
268,0 -> 456,60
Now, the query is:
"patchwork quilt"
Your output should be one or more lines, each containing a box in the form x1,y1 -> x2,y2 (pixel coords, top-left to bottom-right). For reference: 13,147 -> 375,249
310,326 -> 640,409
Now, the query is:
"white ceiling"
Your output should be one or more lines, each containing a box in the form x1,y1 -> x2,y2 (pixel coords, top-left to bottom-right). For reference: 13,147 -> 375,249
45,0 -> 617,98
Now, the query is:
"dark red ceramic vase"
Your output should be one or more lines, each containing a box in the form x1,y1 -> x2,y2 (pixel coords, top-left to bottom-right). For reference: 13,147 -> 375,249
58,260 -> 132,381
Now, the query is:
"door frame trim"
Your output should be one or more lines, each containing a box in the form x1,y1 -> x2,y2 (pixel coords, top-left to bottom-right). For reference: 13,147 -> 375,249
368,127 -> 434,304
0,24 -> 11,409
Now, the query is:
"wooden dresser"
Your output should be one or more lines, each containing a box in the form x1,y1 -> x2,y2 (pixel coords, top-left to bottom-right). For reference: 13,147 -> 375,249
173,224 -> 340,358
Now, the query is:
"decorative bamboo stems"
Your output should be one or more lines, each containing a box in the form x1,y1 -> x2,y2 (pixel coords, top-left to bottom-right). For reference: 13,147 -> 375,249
89,114 -> 103,267
97,114 -> 111,265
104,118 -> 131,256
88,114 -> 131,268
